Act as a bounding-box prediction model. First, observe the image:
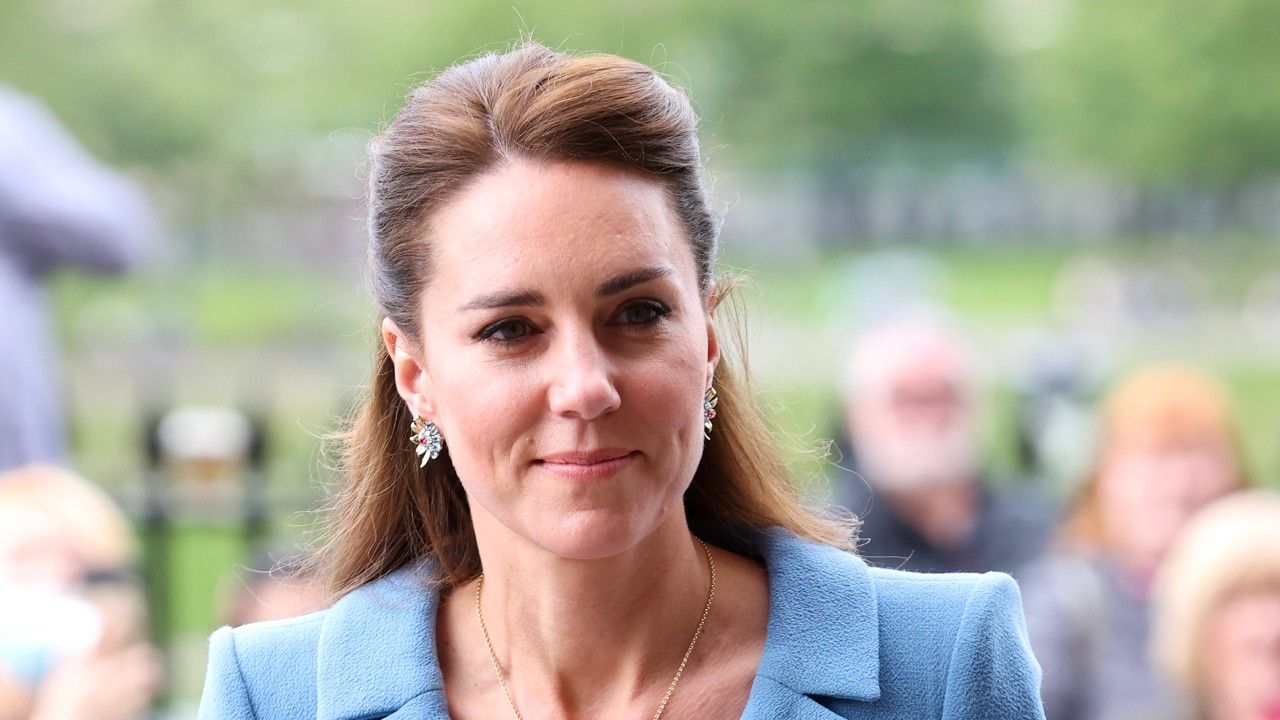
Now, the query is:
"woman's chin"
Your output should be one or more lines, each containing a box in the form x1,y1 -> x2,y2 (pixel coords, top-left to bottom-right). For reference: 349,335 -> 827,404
522,510 -> 667,561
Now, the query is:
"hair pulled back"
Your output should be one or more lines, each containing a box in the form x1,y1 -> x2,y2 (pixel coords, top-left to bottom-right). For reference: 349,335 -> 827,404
322,42 -> 851,596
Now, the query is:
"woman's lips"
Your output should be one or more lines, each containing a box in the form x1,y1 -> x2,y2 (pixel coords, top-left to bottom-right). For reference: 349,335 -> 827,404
535,449 -> 637,480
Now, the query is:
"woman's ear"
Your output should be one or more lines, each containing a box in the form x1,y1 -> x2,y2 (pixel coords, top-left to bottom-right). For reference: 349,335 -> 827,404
703,279 -> 723,316
381,317 -> 435,417
703,301 -> 721,389
703,281 -> 722,387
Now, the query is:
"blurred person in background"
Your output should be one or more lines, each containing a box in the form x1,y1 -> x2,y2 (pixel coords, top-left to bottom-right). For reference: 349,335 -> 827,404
1020,363 -> 1247,720
1152,490 -> 1280,720
0,465 -> 161,720
218,552 -> 325,628
0,85 -> 155,472
832,313 -> 1055,578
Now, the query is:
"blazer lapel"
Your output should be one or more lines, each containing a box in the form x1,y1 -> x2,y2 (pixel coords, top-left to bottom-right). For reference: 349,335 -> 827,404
375,690 -> 451,719
315,560 -> 452,720
739,527 -> 882,718
741,675 -> 856,720
311,528 -> 880,720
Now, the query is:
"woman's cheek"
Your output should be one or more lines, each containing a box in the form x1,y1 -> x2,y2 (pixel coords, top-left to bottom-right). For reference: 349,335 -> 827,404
628,360 -> 701,430
441,377 -> 532,474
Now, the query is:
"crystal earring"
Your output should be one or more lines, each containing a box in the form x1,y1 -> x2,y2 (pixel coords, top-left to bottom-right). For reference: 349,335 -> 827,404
703,386 -> 718,440
410,415 -> 443,468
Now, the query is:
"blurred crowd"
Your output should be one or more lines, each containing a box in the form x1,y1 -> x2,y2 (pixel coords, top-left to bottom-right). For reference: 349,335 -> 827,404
0,465 -> 160,720
831,313 -> 1280,720
1,87 -> 1278,720
0,464 -> 324,720
0,85 -> 325,720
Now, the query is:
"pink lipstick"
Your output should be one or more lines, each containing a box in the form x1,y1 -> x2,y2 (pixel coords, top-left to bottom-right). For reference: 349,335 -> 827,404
535,448 -> 637,480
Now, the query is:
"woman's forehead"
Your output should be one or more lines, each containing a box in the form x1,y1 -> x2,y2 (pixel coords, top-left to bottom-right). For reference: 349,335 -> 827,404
425,159 -> 697,291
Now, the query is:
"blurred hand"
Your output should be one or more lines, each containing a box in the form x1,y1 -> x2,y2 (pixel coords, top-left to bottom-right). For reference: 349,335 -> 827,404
28,643 -> 162,720
0,667 -> 34,720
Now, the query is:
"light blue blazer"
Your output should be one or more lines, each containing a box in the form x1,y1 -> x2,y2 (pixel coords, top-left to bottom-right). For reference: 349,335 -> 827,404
198,527 -> 1045,719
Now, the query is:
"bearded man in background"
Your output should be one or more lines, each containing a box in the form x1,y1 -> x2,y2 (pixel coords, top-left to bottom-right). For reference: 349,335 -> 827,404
833,315 -> 1055,579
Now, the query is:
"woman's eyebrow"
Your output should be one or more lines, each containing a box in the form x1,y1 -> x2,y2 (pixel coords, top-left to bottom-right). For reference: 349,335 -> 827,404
458,266 -> 673,312
595,266 -> 672,297
458,289 -> 545,312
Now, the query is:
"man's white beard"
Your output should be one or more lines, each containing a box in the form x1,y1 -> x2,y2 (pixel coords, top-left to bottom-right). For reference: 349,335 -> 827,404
856,424 -> 982,492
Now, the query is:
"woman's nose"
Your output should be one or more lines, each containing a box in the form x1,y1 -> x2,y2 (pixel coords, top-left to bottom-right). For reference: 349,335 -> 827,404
547,331 -> 621,421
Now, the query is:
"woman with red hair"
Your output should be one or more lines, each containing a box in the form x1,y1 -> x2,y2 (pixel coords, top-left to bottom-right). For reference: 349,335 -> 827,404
1021,363 -> 1248,720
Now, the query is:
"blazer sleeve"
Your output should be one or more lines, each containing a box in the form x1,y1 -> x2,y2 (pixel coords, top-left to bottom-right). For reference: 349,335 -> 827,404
940,572 -> 1046,720
197,626 -> 257,720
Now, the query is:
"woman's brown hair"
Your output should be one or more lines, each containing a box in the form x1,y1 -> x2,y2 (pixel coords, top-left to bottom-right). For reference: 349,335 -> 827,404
319,42 -> 853,597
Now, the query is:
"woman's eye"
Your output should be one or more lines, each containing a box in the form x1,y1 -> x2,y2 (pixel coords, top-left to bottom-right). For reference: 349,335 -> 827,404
477,318 -> 534,344
616,300 -> 670,326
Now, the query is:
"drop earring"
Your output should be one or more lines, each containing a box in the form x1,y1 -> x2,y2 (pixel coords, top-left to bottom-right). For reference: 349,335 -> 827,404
703,386 -> 718,440
410,415 -> 443,468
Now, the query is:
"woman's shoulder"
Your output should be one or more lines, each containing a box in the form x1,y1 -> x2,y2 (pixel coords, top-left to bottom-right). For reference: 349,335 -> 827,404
212,609 -> 329,663
867,563 -> 1026,622
872,566 -> 1036,655
857,560 -> 1032,662
198,611 -> 328,719
766,527 -> 1029,633
197,560 -> 439,719
862,565 -> 1043,718
757,530 -> 1044,718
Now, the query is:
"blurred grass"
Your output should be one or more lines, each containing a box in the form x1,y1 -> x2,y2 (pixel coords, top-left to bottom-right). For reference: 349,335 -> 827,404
168,524 -> 244,634
52,267 -> 370,348
935,244 -> 1063,320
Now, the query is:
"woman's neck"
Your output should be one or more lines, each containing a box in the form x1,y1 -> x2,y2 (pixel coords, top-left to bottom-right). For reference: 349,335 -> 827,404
454,510 -> 714,717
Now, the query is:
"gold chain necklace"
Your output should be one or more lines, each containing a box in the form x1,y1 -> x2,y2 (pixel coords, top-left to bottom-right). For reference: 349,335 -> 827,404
475,538 -> 717,720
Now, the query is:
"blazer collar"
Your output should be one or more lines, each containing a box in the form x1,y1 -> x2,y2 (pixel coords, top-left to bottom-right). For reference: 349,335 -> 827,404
315,527 -> 881,719
749,526 -> 881,705
315,558 -> 448,720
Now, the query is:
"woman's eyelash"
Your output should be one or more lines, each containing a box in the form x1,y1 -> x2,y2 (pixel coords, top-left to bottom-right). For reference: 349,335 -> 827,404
475,318 -> 535,344
615,299 -> 671,325
473,300 -> 672,346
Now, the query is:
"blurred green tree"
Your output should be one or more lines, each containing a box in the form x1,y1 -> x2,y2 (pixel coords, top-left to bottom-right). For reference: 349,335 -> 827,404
0,0 -> 1013,180
688,0 -> 1016,169
1020,0 -> 1280,186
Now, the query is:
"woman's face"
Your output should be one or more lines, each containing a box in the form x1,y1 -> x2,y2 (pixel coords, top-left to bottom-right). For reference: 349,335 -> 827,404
1096,440 -> 1238,578
1201,588 -> 1280,720
385,159 -> 718,561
